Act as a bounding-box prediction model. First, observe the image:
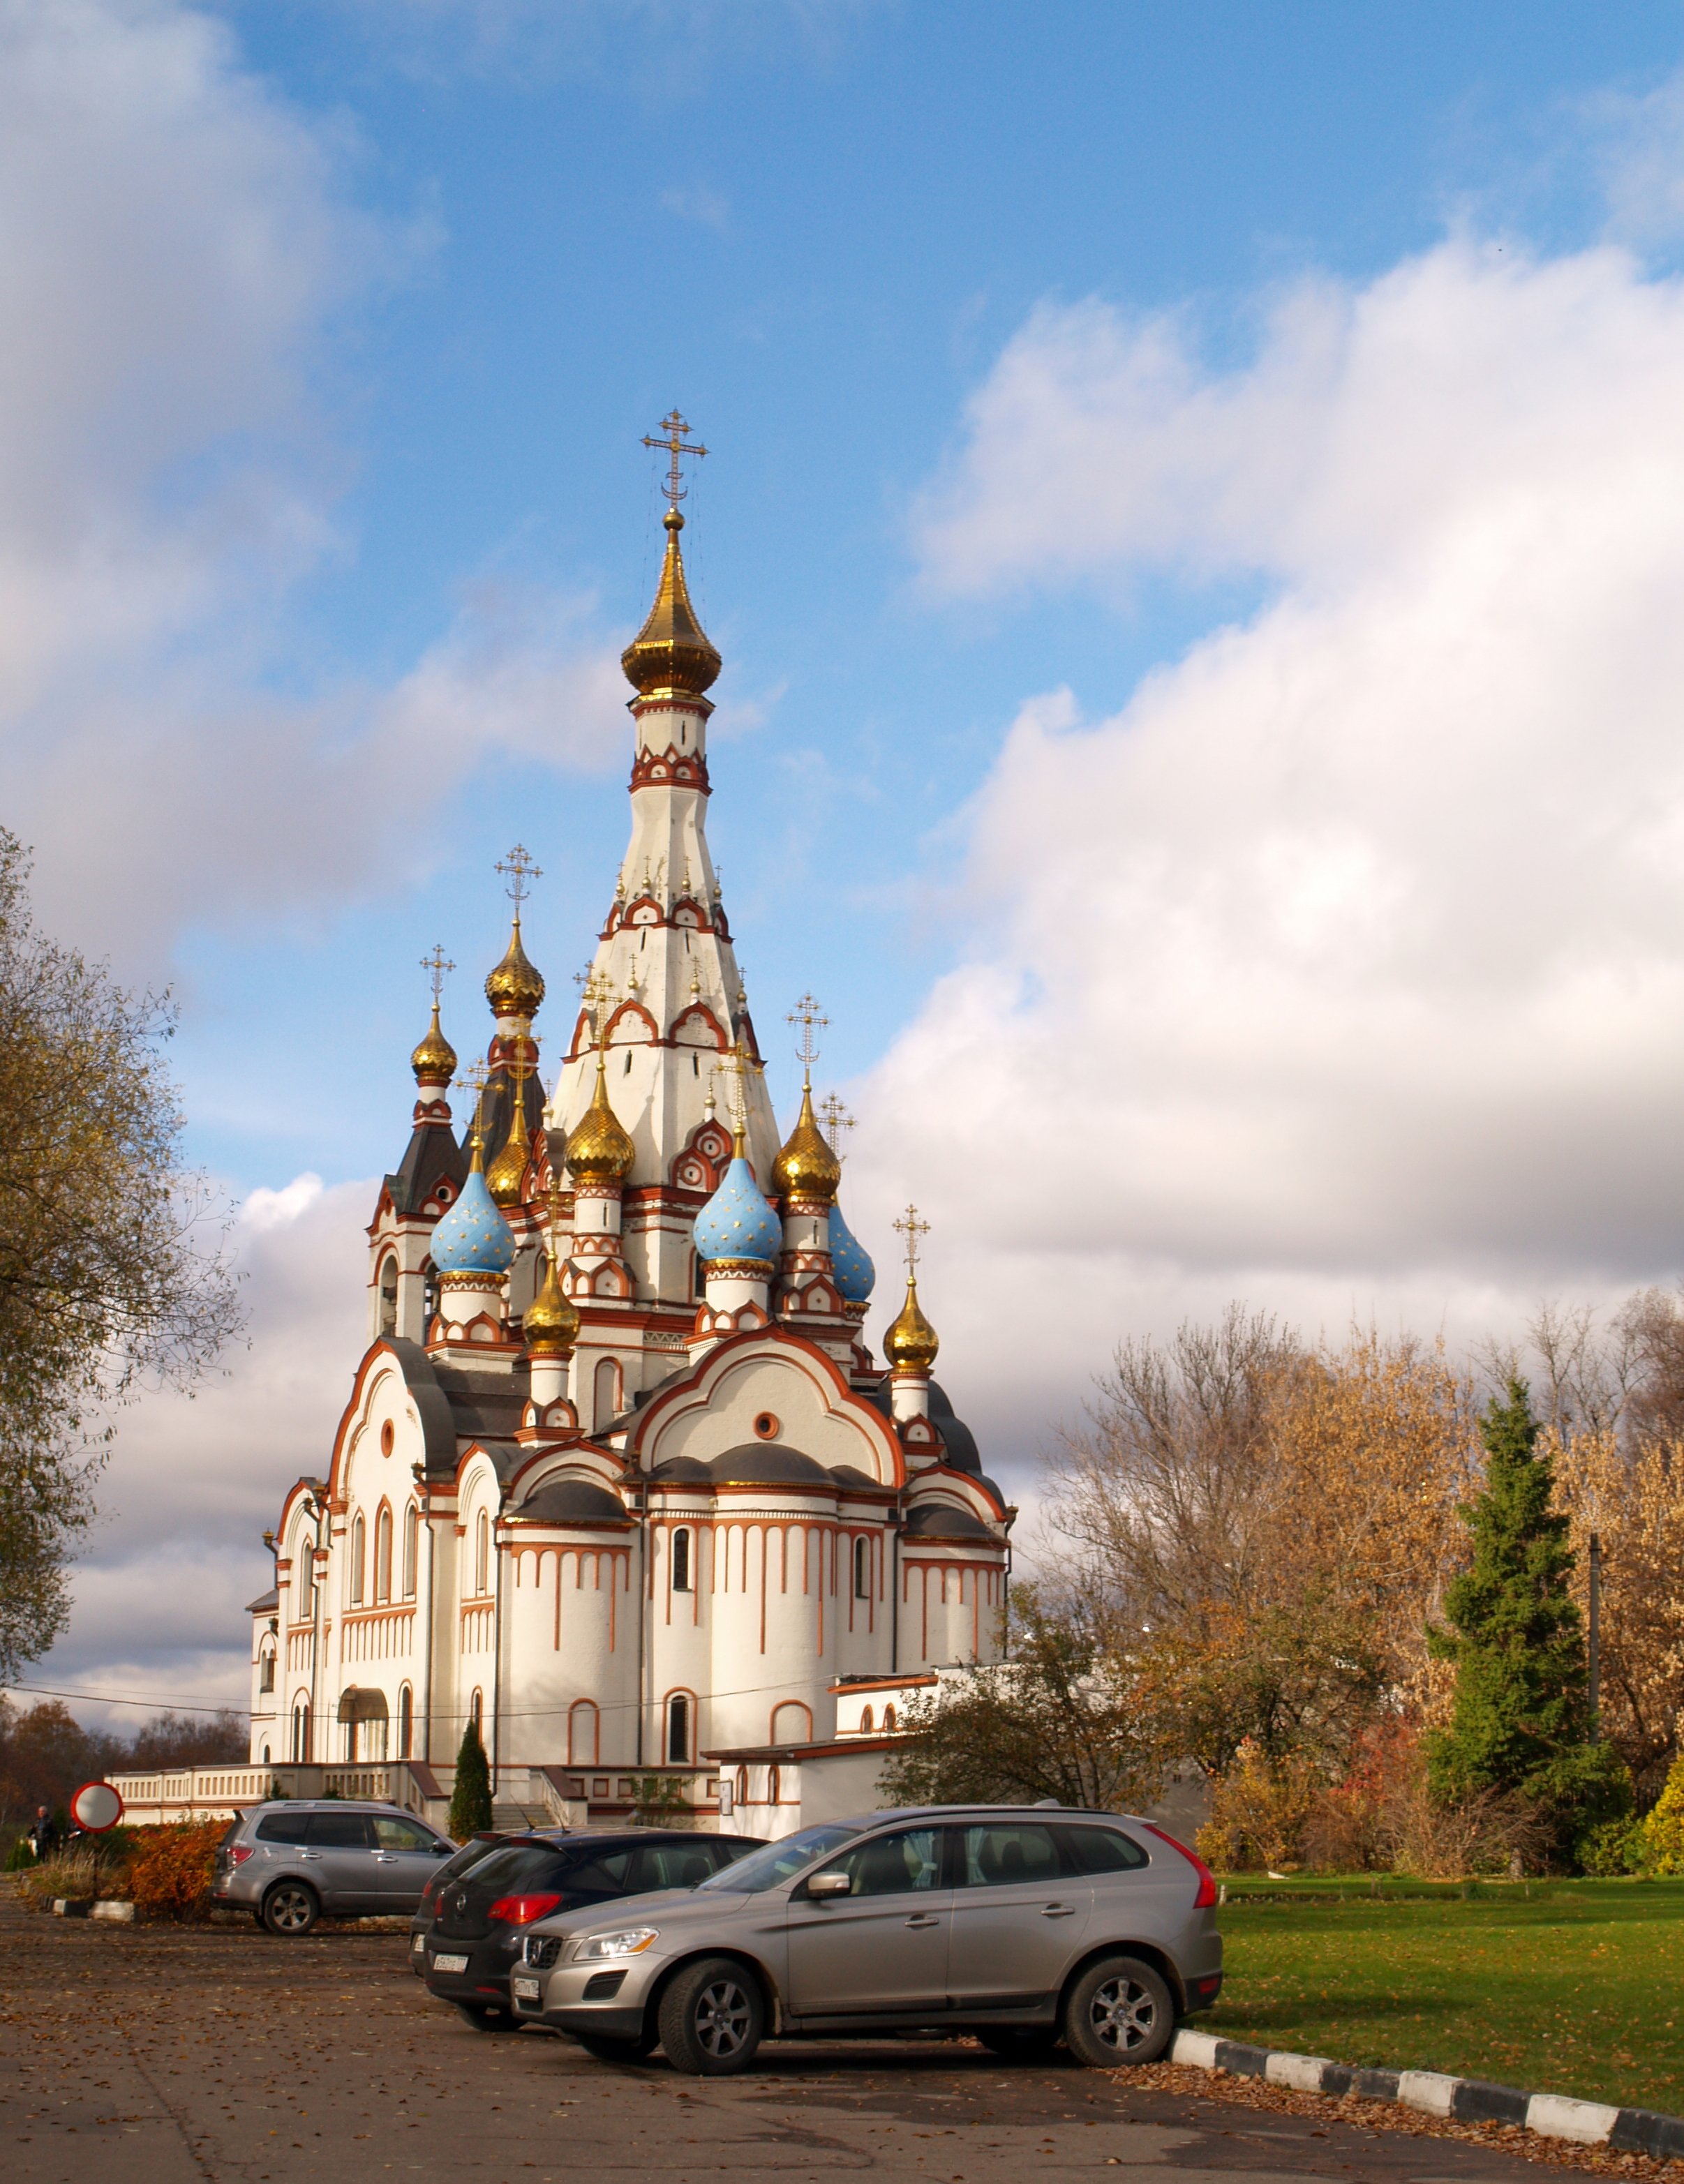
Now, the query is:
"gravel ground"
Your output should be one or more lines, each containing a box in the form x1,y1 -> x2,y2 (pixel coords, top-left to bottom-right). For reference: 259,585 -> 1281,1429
0,1885 -> 1661,2184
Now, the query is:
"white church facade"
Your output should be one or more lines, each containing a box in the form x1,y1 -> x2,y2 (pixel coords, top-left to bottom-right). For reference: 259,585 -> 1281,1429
240,428 -> 1013,1839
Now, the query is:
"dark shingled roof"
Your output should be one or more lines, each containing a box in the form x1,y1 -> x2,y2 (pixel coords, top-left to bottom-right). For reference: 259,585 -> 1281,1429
646,1454 -> 713,1483
858,1376 -> 982,1475
246,1587 -> 279,1614
902,1500 -> 996,1541
375,1341 -> 530,1478
514,1477 -> 629,1526
710,1444 -> 834,1488
382,1117 -> 468,1218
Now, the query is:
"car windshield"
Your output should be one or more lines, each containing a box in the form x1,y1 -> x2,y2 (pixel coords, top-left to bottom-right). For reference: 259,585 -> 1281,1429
694,1823 -> 859,1894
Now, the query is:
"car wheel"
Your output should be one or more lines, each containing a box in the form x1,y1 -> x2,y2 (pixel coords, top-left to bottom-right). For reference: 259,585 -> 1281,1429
657,1957 -> 764,2076
1060,1957 -> 1175,2068
456,2002 -> 519,2033
575,2031 -> 656,2064
976,2027 -> 1061,2063
261,1881 -> 320,1938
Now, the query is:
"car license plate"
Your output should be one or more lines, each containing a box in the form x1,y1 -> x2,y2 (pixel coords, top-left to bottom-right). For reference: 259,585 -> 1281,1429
512,1977 -> 541,2001
433,1953 -> 470,1973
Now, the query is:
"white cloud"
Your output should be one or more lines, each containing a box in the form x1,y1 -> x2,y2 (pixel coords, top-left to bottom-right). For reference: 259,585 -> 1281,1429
864,231 -> 1684,1463
0,1 -> 626,980
36,1170 -> 374,1713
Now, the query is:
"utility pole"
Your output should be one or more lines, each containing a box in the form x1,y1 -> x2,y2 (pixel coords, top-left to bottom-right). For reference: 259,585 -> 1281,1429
1587,1531 -> 1602,1725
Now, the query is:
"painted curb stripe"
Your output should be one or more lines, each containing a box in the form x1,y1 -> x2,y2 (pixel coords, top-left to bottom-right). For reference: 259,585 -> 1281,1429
1165,2030 -> 1683,2156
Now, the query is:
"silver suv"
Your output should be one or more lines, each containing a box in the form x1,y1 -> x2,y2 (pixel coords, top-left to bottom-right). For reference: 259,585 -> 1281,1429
511,1805 -> 1222,2074
211,1801 -> 455,1934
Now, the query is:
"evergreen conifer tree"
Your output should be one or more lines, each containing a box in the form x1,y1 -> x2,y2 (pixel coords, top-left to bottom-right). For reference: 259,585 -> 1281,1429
1427,1377 -> 1628,1865
448,1718 -> 492,1839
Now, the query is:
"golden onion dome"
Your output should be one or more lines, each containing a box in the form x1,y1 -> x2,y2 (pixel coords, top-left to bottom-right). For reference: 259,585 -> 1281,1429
563,1054 -> 636,1185
485,917 -> 545,1021
485,1080 -> 532,1209
410,1003 -> 457,1086
523,1250 -> 579,1356
884,1274 -> 939,1374
771,1081 -> 842,1206
620,509 -> 722,700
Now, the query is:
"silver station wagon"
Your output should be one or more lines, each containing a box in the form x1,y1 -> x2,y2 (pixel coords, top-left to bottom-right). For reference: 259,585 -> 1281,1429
511,1804 -> 1222,2074
211,1800 -> 455,1934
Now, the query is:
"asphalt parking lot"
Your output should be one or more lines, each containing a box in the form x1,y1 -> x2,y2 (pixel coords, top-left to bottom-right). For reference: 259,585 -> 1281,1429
0,1890 -> 1595,2184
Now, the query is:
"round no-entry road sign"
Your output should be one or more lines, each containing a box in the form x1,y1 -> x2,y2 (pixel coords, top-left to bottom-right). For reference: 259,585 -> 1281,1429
70,1781 -> 124,1832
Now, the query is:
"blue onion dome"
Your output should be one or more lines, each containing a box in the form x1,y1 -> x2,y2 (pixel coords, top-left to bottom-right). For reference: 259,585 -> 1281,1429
693,1155 -> 781,1268
430,1160 -> 516,1276
827,1197 -> 875,1303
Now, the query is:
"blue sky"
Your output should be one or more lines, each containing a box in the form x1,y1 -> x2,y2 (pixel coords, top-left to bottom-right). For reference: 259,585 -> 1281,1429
15,0 -> 1684,1713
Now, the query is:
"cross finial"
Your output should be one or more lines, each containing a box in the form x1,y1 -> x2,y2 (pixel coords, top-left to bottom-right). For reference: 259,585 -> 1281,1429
495,844 -> 542,918
421,945 -> 455,1006
574,966 -> 614,1045
893,1204 -> 930,1273
818,1094 -> 855,1155
641,409 -> 708,507
715,1038 -> 754,1155
787,992 -> 828,1082
454,1059 -> 491,1149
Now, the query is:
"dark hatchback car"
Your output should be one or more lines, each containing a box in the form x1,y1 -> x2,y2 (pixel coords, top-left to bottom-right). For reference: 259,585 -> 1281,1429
408,1832 -> 514,1977
424,1830 -> 766,2029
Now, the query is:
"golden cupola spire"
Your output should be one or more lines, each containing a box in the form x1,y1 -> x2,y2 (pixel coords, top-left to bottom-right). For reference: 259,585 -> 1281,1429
772,994 -> 841,1206
884,1205 -> 939,1374
486,1044 -> 536,1210
412,945 -> 457,1084
485,845 -> 546,1021
523,1245 -> 580,1356
621,412 -> 721,701
564,1045 -> 636,1186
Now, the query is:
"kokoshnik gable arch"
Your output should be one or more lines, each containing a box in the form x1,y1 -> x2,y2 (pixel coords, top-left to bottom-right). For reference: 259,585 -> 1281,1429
251,419 -> 1012,1837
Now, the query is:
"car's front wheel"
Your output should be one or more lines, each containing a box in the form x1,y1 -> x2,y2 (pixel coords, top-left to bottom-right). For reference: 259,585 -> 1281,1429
260,1881 -> 320,1938
657,1957 -> 764,2076
1060,1957 -> 1175,2067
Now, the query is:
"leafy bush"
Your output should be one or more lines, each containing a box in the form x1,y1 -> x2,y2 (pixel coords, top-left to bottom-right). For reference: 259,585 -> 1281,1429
125,1820 -> 225,1920
1197,1741 -> 1320,1871
1579,1816 -> 1648,1876
1643,1751 -> 1684,1875
4,1834 -> 36,1870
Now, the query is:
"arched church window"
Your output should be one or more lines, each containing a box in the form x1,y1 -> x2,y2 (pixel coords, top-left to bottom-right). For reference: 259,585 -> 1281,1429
859,1705 -> 872,1733
475,1509 -> 489,1594
593,1357 -> 622,1429
666,1692 -> 691,1764
770,1700 -> 812,1745
379,1257 -> 398,1336
672,1527 -> 692,1594
296,1543 -> 314,1621
350,1514 -> 366,1606
258,1649 -> 275,1694
692,1250 -> 705,1300
261,1742 -> 270,1764
853,1536 -> 870,1599
568,1698 -> 599,1765
470,1688 -> 484,1733
291,1700 -> 311,1763
422,1258 -> 440,1332
402,1504 -> 418,1599
375,1507 -> 392,1604
398,1684 -> 413,1759
883,1704 -> 897,1731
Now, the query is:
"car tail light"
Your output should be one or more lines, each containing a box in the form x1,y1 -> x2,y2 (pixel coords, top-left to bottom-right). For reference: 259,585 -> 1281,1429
227,1845 -> 255,1867
1142,1823 -> 1219,1908
486,1893 -> 563,1925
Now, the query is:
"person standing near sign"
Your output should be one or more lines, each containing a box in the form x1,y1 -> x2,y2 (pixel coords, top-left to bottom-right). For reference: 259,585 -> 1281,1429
27,1805 -> 60,1860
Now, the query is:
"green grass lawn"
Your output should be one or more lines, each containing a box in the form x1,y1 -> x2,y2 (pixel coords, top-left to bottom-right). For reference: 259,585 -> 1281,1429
1202,1878 -> 1684,2117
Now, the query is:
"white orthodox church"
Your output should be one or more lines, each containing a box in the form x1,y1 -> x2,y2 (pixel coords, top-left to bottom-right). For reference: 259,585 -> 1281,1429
244,428 -> 1013,1838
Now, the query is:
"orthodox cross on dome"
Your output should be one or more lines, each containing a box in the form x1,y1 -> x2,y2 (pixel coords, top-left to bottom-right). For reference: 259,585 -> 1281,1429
714,1037 -> 756,1154
641,410 -> 708,507
455,1059 -> 490,1147
495,844 -> 542,920
893,1204 -> 930,1273
422,944 -> 455,1003
818,1093 -> 854,1157
787,992 -> 828,1084
574,966 -> 614,1045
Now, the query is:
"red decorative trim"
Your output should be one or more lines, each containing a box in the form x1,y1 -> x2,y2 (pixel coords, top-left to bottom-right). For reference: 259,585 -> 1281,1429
630,745 -> 712,795
671,1002 -> 728,1054
604,998 -> 660,1045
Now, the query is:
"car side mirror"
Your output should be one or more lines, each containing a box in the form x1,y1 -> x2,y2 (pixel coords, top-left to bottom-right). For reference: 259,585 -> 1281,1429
806,1869 -> 852,1900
